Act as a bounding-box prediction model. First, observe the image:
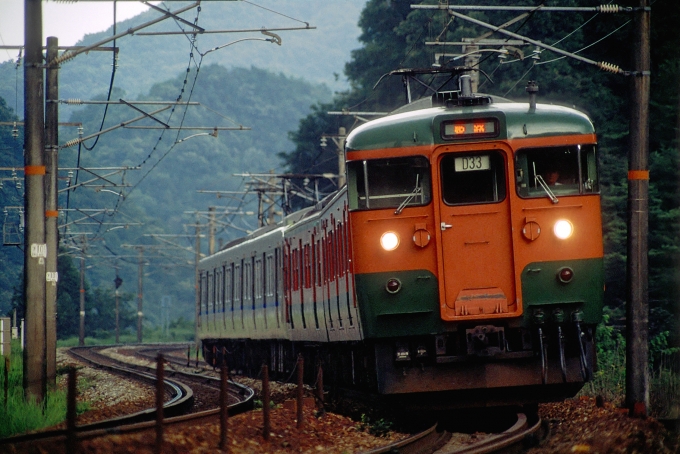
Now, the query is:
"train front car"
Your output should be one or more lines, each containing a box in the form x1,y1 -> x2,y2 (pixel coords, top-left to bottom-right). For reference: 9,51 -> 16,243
345,86 -> 604,409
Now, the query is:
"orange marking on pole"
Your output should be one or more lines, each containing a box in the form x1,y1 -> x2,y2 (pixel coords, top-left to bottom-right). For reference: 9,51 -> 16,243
24,165 -> 46,175
627,170 -> 649,180
45,210 -> 59,218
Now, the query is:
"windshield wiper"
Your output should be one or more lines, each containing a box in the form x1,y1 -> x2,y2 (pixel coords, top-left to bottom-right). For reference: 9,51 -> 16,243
395,176 -> 422,215
535,174 -> 559,204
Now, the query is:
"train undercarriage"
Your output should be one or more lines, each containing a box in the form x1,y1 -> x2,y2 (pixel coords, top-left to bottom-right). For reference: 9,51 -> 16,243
201,320 -> 596,410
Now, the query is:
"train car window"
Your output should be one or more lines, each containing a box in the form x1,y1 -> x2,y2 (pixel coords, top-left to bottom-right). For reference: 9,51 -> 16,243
516,144 -> 599,199
266,253 -> 274,298
255,258 -> 263,300
226,264 -> 233,327
244,261 -> 252,307
207,272 -> 214,318
216,268 -> 223,316
234,263 -> 242,328
347,156 -> 432,211
440,151 -> 506,205
200,272 -> 207,325
304,244 -> 311,289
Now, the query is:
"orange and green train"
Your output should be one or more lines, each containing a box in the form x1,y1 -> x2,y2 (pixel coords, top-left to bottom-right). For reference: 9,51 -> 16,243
197,78 -> 604,409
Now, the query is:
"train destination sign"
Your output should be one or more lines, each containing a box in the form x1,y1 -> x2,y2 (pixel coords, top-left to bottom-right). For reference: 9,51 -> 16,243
441,118 -> 498,140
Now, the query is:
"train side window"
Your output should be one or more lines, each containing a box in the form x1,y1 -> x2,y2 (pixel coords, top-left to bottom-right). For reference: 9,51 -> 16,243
347,156 -> 431,211
200,272 -> 208,325
440,151 -> 506,205
226,264 -> 233,325
516,144 -> 599,198
234,263 -> 242,327
266,253 -> 274,298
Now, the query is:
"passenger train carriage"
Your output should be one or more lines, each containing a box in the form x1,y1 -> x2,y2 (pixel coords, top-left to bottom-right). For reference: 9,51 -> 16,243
197,75 -> 604,409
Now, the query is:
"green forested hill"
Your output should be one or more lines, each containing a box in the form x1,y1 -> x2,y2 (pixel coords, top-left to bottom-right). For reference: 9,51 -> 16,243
0,1 -> 364,115
0,63 -> 332,332
0,2 -> 359,334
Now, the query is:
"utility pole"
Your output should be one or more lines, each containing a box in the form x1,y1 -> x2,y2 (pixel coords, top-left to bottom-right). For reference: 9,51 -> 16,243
194,221 -> 201,346
208,206 -> 216,255
114,267 -> 122,344
320,127 -> 347,188
45,36 -> 59,387
23,0 -> 46,402
137,247 -> 144,343
78,240 -> 86,346
626,0 -> 650,418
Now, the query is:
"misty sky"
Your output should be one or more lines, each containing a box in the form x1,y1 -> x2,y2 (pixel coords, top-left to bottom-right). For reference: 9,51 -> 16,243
0,1 -> 152,62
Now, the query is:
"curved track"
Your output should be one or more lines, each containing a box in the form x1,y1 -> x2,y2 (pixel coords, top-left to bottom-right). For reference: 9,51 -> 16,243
0,344 -> 254,448
363,412 -> 545,454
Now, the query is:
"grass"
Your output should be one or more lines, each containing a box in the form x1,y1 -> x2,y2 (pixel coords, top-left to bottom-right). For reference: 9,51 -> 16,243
56,323 -> 195,348
580,313 -> 680,418
0,340 -> 67,439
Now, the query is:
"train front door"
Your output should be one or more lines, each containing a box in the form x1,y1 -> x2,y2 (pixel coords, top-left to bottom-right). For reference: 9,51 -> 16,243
434,145 -> 517,321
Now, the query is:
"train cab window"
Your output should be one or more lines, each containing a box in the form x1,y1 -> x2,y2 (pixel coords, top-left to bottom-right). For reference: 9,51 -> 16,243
347,156 -> 431,212
440,151 -> 507,205
516,145 -> 599,200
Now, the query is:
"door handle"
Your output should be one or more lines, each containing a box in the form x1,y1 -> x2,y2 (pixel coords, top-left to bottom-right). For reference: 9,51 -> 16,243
440,222 -> 452,231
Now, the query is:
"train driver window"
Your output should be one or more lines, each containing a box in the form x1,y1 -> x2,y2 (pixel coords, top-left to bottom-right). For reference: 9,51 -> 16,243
440,151 -> 506,205
347,156 -> 432,212
516,145 -> 599,199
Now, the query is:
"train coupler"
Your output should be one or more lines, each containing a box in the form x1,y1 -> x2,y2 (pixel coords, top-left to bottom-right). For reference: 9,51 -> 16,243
465,325 -> 506,356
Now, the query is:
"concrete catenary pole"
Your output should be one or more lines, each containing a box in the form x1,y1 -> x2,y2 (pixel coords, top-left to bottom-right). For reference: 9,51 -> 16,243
23,0 -> 47,402
79,246 -> 86,347
45,36 -> 59,386
626,0 -> 650,417
194,222 -> 201,347
137,247 -> 144,343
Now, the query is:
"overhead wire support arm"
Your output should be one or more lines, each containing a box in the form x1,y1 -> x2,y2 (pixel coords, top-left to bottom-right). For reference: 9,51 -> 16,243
123,126 -> 250,131
143,1 -> 205,33
50,2 -> 201,66
135,26 -> 315,37
411,7 -> 628,75
56,100 -> 200,106
119,99 -> 170,129
411,5 -> 633,13
60,106 -> 172,149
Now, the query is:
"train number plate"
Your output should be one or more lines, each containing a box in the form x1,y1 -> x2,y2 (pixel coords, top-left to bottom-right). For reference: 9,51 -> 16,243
454,155 -> 490,172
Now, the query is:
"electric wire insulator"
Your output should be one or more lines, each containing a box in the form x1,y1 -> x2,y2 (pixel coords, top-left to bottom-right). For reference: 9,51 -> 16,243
64,99 -> 83,105
63,139 -> 82,148
596,5 -> 621,13
597,61 -> 623,74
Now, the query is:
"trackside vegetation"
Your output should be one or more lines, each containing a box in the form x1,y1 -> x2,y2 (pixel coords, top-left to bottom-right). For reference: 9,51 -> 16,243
0,341 -> 69,438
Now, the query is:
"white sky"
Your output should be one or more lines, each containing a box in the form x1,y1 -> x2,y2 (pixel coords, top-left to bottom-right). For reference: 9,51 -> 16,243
0,1 -> 154,63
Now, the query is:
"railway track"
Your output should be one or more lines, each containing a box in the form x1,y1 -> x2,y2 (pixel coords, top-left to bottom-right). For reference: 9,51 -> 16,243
1,344 -> 545,453
0,344 -> 254,450
364,411 -> 545,454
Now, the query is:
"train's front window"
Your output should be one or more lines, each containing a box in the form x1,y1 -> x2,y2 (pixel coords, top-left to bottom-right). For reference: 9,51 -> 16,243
516,145 -> 599,200
440,151 -> 507,205
347,156 -> 431,212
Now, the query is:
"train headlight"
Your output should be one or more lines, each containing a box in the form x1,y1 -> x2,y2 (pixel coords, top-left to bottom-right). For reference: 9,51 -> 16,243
380,231 -> 400,251
553,220 -> 574,240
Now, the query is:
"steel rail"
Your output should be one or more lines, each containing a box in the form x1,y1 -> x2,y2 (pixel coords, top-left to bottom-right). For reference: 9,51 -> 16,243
0,344 -> 253,447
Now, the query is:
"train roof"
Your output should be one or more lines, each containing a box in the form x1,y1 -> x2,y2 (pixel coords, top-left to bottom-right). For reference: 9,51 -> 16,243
345,95 -> 595,152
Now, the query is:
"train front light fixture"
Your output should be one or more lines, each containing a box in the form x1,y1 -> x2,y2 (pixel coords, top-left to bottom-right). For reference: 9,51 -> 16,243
553,219 -> 574,240
380,231 -> 400,251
